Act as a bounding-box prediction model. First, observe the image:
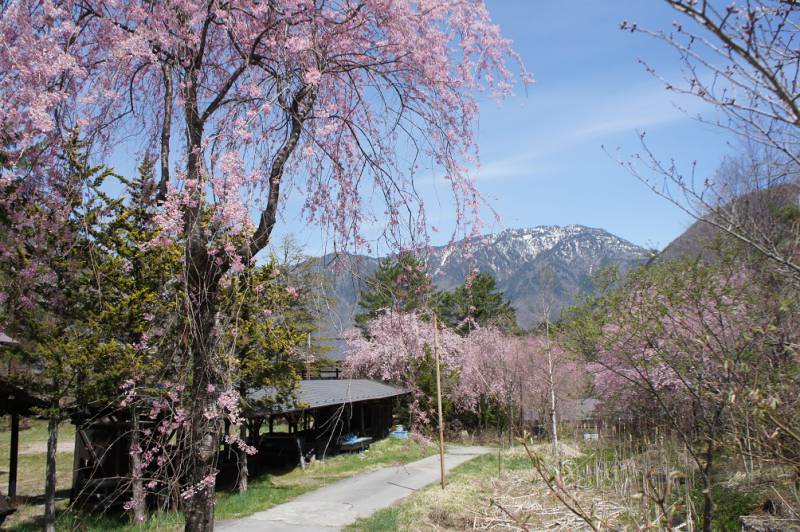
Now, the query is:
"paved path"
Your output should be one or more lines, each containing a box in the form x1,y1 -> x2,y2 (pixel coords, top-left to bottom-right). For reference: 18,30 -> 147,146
217,445 -> 491,531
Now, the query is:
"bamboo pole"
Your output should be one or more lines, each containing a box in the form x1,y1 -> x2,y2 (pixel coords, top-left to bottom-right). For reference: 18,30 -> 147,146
433,312 -> 445,489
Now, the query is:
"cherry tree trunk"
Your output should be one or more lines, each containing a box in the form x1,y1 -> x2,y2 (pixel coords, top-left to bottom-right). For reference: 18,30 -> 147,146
44,415 -> 58,532
179,91 -> 225,531
183,245 -> 222,532
236,424 -> 248,493
183,328 -> 219,530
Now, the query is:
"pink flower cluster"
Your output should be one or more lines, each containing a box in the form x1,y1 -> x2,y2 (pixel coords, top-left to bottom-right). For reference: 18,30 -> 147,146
344,312 -> 559,429
344,311 -> 463,428
587,268 -> 763,419
181,469 -> 219,500
224,434 -> 257,456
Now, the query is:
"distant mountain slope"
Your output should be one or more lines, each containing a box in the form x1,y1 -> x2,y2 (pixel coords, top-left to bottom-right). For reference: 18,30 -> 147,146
655,183 -> 800,264
313,225 -> 650,342
655,218 -> 719,263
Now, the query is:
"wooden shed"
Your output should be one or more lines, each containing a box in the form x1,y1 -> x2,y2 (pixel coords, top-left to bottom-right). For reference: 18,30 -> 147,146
243,379 -> 408,466
69,378 -> 408,507
523,398 -> 602,440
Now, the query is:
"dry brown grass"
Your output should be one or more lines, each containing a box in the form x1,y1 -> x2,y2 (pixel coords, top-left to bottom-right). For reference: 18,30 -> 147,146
348,444 -> 631,531
473,469 -> 626,531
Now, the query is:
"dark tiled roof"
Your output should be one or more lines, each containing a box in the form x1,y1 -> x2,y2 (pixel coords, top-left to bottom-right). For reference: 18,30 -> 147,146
248,379 -> 408,415
0,377 -> 47,415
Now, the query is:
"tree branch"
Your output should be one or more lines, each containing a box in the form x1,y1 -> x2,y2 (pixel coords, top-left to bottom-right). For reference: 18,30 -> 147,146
245,85 -> 316,259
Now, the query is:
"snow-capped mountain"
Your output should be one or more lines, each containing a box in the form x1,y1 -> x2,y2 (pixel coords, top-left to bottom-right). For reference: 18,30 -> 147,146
315,224 -> 651,339
425,225 -> 650,326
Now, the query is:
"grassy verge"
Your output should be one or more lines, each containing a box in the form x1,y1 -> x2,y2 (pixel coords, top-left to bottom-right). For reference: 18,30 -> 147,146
346,446 -> 531,531
347,438 -> 784,532
5,436 -> 435,531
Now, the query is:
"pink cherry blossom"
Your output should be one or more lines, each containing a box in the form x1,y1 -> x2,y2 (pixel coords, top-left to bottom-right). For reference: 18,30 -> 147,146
345,311 -> 464,429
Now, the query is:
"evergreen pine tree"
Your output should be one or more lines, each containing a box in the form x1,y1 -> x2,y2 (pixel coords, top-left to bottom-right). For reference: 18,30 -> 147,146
354,251 -> 434,330
436,272 -> 517,335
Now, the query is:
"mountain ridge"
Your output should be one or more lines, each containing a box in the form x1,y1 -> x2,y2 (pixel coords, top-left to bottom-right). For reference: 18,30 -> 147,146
312,225 -> 651,345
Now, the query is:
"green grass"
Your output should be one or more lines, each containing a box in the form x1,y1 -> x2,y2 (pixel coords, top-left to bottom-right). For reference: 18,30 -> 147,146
443,447 -> 530,478
0,417 -> 77,529
351,506 -> 401,531
0,417 -> 76,495
215,480 -> 310,520
8,510 -> 152,532
4,435 -> 435,531
690,482 -> 762,532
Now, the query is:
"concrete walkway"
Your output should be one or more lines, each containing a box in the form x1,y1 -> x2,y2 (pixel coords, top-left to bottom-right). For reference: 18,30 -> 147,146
217,445 -> 491,531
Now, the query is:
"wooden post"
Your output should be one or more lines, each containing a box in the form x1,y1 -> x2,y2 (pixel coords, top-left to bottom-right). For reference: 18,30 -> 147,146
8,413 -> 19,499
433,313 -> 446,489
306,333 -> 311,380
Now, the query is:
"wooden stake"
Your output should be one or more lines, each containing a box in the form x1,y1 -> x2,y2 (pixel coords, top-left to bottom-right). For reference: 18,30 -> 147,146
8,413 -> 19,499
433,313 -> 446,489
306,333 -> 311,380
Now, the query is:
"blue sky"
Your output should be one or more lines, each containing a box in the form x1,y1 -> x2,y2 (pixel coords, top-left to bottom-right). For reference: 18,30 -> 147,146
273,1 -> 735,255
460,0 -> 733,251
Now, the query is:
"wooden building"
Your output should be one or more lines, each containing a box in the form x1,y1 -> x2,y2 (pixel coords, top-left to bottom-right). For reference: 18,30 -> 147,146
523,398 -> 602,440
1,334 -> 46,502
243,379 -> 408,467
70,378 -> 408,507
0,333 -> 48,524
1,380 -> 47,493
